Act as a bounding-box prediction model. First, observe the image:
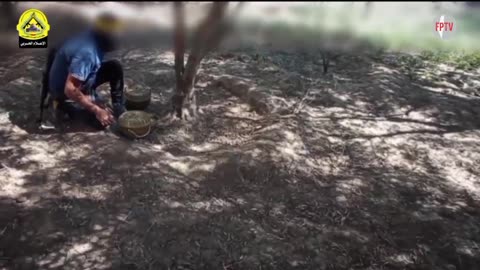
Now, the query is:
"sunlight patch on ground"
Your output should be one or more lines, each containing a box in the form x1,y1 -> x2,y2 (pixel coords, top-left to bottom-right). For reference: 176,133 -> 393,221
189,142 -> 221,152
160,197 -> 234,213
151,51 -> 175,66
190,198 -> 234,212
428,146 -> 480,196
18,140 -> 68,167
324,227 -> 370,244
457,241 -> 480,258
36,235 -> 111,270
338,117 -> 438,138
60,183 -> 120,201
387,253 -> 415,266
336,178 -> 366,196
382,142 -> 425,171
275,130 -> 308,162
377,132 -> 480,199
152,148 -> 221,177
407,111 -> 439,123
9,77 -> 34,87
423,185 -> 445,199
371,65 -> 401,75
412,210 -> 443,222
226,103 -> 253,115
0,166 -> 27,197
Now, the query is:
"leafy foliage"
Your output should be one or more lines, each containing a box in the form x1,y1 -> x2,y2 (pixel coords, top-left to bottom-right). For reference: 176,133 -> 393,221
420,50 -> 480,71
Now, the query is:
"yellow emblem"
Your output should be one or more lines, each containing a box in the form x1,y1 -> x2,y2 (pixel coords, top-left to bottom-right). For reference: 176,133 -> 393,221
16,9 -> 50,41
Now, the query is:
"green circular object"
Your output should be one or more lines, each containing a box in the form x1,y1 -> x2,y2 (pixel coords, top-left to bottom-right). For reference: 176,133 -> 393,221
125,81 -> 151,110
118,110 -> 153,139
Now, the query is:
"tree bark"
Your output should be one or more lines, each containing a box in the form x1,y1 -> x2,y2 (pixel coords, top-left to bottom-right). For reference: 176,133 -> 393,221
171,1 -> 230,120
1,2 -> 16,30
364,2 -> 372,18
172,2 -> 186,118
174,2 -> 185,89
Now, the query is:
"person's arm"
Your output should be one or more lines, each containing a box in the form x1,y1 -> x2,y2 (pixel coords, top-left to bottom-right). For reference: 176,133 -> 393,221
66,48 -> 114,126
64,74 -> 114,126
64,74 -> 101,114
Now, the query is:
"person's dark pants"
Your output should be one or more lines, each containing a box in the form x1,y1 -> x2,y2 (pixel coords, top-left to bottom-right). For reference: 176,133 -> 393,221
91,59 -> 125,107
58,59 -> 125,130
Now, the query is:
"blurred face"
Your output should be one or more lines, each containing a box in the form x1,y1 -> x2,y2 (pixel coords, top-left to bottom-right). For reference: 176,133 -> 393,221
95,29 -> 121,52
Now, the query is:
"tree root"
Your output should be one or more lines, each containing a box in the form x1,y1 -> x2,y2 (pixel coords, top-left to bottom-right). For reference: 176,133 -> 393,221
212,75 -> 271,115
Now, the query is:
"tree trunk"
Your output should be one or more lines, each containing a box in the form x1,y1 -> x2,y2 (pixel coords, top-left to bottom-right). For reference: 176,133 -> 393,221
1,2 -> 16,30
364,2 -> 372,18
171,1 -> 230,120
172,2 -> 187,118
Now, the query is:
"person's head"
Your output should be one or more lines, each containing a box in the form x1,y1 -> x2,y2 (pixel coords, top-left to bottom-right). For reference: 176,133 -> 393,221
92,12 -> 123,52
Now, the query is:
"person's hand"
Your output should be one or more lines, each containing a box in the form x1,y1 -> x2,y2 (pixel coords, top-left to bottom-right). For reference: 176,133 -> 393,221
95,107 -> 115,127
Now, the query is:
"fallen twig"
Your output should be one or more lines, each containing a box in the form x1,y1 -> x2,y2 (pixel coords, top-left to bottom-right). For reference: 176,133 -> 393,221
293,87 -> 311,114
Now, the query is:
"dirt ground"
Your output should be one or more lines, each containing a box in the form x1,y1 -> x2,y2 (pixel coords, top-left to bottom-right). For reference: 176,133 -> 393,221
1,40 -> 480,270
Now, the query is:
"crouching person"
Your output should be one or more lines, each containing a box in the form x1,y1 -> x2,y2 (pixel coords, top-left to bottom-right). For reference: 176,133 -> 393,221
47,12 -> 126,129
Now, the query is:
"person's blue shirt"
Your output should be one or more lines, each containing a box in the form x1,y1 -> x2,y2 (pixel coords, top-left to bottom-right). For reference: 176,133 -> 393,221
49,30 -> 104,100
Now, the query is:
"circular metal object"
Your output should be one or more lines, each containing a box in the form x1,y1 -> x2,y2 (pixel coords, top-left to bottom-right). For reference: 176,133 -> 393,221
125,79 -> 151,110
118,110 -> 153,139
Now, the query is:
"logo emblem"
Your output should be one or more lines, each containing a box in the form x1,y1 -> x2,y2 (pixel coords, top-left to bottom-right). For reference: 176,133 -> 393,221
16,9 -> 50,48
434,15 -> 456,41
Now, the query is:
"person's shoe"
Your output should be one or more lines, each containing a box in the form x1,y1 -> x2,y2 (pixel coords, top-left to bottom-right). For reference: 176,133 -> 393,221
112,103 -> 127,118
